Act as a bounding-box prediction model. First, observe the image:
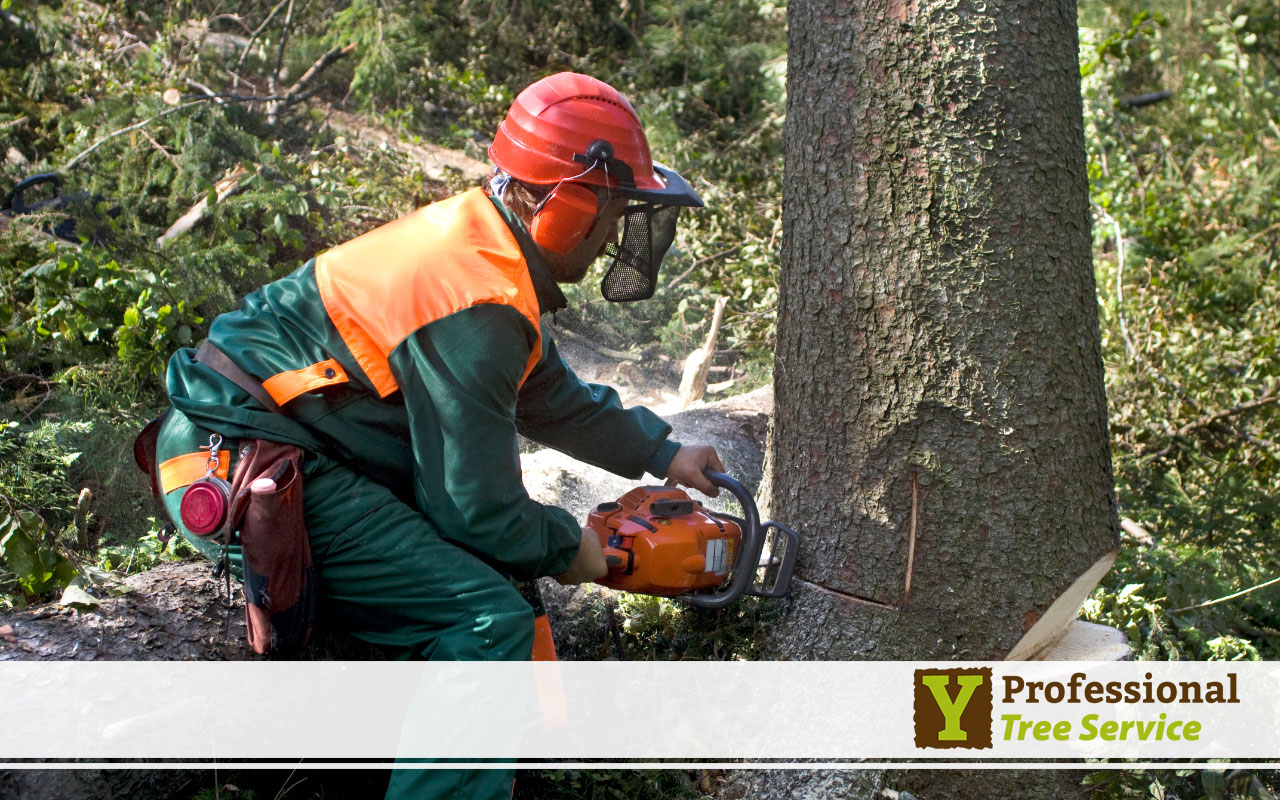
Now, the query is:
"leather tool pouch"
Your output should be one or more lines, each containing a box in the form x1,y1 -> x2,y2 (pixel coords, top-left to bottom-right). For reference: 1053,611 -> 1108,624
229,439 -> 317,655
133,342 -> 316,656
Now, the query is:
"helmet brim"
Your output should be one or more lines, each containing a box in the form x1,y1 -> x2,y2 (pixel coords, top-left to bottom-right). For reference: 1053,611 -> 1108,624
614,164 -> 703,208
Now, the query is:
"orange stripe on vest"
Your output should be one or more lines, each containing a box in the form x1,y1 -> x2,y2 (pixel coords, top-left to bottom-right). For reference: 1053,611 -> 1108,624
159,450 -> 231,494
261,358 -> 349,406
314,189 -> 543,398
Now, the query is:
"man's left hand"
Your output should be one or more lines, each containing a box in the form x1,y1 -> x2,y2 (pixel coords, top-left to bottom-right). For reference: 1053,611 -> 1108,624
665,444 -> 725,497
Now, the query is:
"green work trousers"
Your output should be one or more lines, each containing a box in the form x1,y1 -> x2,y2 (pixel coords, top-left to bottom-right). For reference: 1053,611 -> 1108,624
156,409 -> 531,799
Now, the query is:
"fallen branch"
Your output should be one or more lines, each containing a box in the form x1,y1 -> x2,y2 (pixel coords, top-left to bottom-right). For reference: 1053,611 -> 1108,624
1119,517 -> 1153,546
267,42 -> 356,124
177,89 -> 317,104
235,0 -> 291,71
1143,391 -> 1279,459
185,77 -> 226,105
271,0 -> 296,91
1120,90 -> 1172,108
138,127 -> 180,168
64,100 -> 205,171
156,165 -> 251,247
1215,421 -> 1280,463
665,245 -> 740,290
552,325 -> 643,362
1169,574 -> 1280,613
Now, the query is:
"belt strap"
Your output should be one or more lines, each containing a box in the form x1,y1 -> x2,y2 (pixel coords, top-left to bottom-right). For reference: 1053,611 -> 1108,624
196,341 -> 282,414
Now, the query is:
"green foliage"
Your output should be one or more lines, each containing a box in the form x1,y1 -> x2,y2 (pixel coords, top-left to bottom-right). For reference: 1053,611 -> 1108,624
615,593 -> 778,661
97,522 -> 195,575
0,1 -> 461,604
0,509 -> 77,602
0,415 -> 85,522
1080,0 -> 1280,660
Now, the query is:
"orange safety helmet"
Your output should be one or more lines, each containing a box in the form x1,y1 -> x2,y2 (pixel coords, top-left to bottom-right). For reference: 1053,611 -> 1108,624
491,72 -> 691,197
489,72 -> 701,300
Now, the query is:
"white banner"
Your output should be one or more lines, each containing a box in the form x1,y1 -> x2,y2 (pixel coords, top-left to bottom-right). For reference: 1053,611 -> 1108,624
2,661 -> 1276,760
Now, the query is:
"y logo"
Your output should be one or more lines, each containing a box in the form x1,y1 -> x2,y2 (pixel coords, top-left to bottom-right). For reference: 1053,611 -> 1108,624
913,668 -> 993,749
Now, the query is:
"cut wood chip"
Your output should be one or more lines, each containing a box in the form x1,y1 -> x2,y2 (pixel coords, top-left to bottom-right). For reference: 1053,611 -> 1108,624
1005,550 -> 1121,661
1034,620 -> 1132,661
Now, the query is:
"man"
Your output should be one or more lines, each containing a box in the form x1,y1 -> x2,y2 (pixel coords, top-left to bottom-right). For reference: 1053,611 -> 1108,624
152,72 -> 723,796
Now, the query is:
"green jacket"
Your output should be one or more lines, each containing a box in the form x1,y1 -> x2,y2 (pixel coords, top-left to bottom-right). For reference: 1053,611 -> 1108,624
165,189 -> 679,580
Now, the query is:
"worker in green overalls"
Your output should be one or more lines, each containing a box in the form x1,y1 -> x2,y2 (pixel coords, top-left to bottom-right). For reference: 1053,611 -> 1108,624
154,72 -> 724,798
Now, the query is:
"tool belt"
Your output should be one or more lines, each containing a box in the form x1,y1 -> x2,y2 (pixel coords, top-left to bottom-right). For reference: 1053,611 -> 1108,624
133,342 -> 317,655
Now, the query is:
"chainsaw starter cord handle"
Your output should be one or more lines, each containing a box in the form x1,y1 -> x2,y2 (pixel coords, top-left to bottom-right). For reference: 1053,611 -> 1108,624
687,470 -> 763,609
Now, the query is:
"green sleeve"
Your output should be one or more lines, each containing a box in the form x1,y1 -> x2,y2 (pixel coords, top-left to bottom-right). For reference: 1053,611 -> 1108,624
515,322 -> 680,480
388,305 -> 582,580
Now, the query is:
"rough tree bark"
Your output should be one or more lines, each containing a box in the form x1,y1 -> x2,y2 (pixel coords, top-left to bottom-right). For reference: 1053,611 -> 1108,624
769,0 -> 1116,660
741,0 -> 1119,794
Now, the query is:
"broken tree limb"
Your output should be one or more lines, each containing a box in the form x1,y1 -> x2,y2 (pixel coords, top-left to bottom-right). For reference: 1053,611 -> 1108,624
1143,391 -> 1280,459
236,0 -> 291,71
1119,517 -> 1154,546
1169,574 -> 1280,613
267,41 -> 355,124
679,295 -> 728,409
271,0 -> 296,92
155,165 -> 250,247
284,42 -> 356,103
185,77 -> 226,105
665,245 -> 740,290
64,101 -> 206,171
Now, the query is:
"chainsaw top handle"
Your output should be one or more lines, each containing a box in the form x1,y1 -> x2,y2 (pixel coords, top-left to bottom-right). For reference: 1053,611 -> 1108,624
686,470 -> 763,609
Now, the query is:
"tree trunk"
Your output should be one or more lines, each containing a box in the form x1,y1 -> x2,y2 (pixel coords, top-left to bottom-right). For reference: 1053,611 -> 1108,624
768,0 -> 1116,659
745,0 -> 1118,792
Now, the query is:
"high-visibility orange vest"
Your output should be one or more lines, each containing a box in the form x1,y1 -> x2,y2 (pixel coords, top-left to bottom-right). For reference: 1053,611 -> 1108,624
314,188 -> 545,399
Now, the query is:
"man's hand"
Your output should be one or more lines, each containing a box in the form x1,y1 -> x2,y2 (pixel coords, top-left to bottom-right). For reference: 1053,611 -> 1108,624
664,444 -> 725,497
554,527 -> 609,585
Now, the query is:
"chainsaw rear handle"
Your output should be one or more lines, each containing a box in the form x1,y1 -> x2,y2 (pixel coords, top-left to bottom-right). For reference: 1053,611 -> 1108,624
5,173 -> 63,214
686,470 -> 765,609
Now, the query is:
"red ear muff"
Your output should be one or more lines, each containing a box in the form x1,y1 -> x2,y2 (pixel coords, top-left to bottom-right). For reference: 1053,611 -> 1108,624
530,183 -> 599,253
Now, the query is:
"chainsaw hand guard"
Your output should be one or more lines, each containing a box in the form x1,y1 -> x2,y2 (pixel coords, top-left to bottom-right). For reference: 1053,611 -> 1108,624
687,471 -> 797,609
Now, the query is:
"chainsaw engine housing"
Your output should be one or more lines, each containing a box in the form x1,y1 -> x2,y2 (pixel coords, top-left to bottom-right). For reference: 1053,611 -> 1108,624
588,485 -> 741,596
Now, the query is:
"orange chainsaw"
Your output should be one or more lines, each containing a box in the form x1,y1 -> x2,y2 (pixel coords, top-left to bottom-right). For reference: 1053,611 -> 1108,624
587,471 -> 798,608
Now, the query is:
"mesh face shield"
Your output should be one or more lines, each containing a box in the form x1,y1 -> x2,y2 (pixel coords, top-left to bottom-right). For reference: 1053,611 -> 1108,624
600,204 -> 681,302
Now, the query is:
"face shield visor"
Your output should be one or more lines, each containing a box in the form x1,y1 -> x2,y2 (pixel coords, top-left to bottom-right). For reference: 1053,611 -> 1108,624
597,160 -> 701,302
600,203 -> 682,303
